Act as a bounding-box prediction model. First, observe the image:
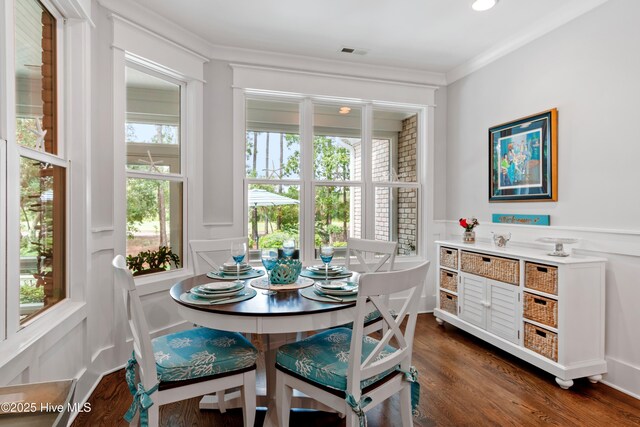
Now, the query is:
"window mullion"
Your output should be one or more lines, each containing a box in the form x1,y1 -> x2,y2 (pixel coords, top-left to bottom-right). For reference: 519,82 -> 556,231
126,170 -> 185,182
301,98 -> 314,264
0,140 -> 6,340
16,146 -> 67,168
362,103 -> 374,243
5,140 -> 21,335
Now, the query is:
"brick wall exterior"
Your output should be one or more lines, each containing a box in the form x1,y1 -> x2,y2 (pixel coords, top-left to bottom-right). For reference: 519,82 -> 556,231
349,114 -> 417,254
396,115 -> 418,255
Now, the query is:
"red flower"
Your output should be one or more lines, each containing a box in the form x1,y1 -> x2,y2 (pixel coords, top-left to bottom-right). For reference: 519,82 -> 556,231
459,217 -> 479,231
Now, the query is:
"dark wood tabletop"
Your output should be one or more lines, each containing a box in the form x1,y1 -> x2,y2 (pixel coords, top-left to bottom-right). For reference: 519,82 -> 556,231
169,272 -> 358,317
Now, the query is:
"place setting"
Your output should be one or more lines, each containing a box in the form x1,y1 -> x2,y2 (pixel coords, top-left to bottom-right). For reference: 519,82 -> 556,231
299,244 -> 353,280
206,242 -> 265,281
300,280 -> 359,303
180,281 -> 257,306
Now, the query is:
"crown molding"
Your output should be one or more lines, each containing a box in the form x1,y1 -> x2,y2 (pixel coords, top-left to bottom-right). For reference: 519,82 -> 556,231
446,0 -> 611,84
211,44 -> 447,87
97,0 -> 446,87
98,0 -> 213,58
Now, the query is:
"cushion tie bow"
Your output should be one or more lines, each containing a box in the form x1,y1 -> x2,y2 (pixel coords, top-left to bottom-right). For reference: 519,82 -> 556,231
345,393 -> 372,427
397,366 -> 420,416
124,352 -> 159,427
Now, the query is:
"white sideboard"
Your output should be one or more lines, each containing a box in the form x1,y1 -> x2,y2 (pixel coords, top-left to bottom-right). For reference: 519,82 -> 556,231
434,240 -> 607,389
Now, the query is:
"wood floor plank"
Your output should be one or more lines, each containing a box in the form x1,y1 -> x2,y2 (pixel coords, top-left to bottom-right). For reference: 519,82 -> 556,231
72,314 -> 640,426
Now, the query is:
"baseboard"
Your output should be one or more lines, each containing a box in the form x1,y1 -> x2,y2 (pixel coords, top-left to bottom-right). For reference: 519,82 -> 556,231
602,356 -> 640,399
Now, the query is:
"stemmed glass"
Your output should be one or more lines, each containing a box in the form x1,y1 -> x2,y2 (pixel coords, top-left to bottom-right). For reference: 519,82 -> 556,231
283,239 -> 295,259
230,242 -> 247,284
320,244 -> 334,283
261,249 -> 278,295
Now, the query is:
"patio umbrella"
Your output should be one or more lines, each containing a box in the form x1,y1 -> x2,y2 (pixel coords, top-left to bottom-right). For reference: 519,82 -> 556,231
247,189 -> 299,207
247,189 -> 299,246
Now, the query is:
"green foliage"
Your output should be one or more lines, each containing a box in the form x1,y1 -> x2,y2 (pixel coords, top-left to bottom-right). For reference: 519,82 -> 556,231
259,232 -> 297,249
246,131 -> 354,245
20,283 -> 45,304
126,246 -> 180,274
126,124 -> 176,239
333,241 -> 347,247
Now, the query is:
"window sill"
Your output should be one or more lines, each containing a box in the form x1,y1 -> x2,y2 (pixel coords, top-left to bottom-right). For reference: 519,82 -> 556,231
0,300 -> 87,369
134,268 -> 194,296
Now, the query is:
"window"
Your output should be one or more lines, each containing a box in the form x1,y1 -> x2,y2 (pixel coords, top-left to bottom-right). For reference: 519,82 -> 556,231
124,65 -> 184,274
13,0 -> 66,324
245,96 -> 421,262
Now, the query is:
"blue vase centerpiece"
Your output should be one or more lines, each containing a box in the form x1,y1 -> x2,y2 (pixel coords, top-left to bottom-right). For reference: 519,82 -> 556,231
269,259 -> 302,284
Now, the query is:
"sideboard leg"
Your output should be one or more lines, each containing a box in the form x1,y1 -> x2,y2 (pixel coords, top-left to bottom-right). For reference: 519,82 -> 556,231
435,317 -> 444,326
588,374 -> 603,384
555,377 -> 574,389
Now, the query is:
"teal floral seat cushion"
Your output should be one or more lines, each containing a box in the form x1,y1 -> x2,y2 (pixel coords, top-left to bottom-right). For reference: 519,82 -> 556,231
276,327 -> 398,391
151,328 -> 258,383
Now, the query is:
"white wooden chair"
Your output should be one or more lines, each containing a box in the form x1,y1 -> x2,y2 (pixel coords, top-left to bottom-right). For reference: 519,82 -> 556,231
112,255 -> 257,427
345,237 -> 397,273
345,238 -> 398,334
275,261 -> 430,427
190,237 -> 248,275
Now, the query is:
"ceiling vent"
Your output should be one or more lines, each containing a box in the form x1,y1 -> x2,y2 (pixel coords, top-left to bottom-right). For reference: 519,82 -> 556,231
339,46 -> 368,56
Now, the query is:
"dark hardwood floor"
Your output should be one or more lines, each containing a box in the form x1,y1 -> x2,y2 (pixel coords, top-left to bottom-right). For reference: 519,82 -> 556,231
72,314 -> 640,426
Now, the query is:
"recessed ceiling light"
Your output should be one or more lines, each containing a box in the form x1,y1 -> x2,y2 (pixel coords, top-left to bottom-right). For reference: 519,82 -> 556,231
339,107 -> 351,114
472,0 -> 498,12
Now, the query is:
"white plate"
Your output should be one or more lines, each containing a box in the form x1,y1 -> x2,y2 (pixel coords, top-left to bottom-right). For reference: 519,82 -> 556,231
198,281 -> 243,292
222,262 -> 251,270
316,280 -> 352,290
314,283 -> 358,296
190,285 -> 245,299
309,265 -> 343,271
307,267 -> 344,276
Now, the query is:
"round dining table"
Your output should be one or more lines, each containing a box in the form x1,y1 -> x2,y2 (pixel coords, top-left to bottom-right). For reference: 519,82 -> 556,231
169,272 -> 360,427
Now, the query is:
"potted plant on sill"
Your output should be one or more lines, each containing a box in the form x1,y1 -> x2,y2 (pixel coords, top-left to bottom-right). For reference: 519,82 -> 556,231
126,246 -> 181,276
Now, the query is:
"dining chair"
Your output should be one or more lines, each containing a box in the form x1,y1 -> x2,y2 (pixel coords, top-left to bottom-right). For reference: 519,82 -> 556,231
112,255 -> 257,427
190,237 -> 248,275
275,260 -> 430,427
345,237 -> 397,273
345,238 -> 398,334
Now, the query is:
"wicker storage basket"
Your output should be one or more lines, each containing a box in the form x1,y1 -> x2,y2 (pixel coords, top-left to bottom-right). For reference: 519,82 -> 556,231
525,262 -> 558,295
524,322 -> 558,361
439,291 -> 457,315
440,269 -> 458,293
523,292 -> 558,328
440,247 -> 458,269
460,251 -> 519,285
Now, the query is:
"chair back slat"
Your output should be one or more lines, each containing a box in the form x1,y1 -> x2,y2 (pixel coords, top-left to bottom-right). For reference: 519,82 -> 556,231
113,255 -> 159,390
346,261 -> 430,396
345,238 -> 397,273
190,237 -> 248,275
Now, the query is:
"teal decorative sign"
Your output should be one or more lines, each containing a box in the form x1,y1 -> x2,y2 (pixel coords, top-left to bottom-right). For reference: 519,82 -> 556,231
492,214 -> 550,226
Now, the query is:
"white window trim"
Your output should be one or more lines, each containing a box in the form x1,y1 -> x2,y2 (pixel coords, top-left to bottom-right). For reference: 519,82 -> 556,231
111,14 -> 207,286
243,92 -> 428,266
0,0 -> 91,341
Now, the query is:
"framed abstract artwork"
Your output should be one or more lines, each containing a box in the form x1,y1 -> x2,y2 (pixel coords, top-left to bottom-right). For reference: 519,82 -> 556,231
489,108 -> 558,202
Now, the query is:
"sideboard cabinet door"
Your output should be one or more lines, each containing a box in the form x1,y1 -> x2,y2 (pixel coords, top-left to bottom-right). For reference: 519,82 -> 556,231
486,279 -> 520,344
459,274 -> 486,329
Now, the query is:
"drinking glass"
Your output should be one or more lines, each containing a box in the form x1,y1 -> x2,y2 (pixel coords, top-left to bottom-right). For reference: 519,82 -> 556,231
230,242 -> 247,284
320,244 -> 334,283
283,239 -> 295,258
261,249 -> 278,295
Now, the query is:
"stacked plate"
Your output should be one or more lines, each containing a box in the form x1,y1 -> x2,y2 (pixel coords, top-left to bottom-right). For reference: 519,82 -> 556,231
314,280 -> 358,296
189,281 -> 245,300
307,265 -> 345,276
221,262 -> 251,274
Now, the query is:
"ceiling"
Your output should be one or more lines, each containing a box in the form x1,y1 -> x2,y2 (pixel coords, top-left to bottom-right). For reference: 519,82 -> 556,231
127,0 -> 607,75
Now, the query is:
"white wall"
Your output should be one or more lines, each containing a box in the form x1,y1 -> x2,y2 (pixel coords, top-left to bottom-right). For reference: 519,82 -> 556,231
445,0 -> 640,397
